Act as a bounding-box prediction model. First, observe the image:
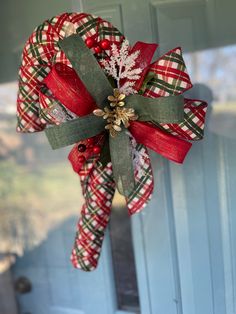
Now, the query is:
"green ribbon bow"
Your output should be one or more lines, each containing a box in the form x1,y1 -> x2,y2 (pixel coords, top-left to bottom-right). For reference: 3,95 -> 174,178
45,34 -> 184,196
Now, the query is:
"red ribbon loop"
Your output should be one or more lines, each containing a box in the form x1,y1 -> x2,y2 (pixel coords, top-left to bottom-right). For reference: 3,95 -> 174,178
129,121 -> 192,164
43,63 -> 96,116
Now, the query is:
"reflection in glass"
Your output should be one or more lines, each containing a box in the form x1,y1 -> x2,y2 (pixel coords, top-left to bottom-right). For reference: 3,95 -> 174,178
184,45 -> 236,139
0,81 -> 82,260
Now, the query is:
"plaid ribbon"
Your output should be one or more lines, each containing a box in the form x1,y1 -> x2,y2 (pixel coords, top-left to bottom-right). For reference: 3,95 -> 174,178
16,12 -> 124,132
16,12 -> 207,271
143,47 -> 207,140
69,142 -> 153,270
71,158 -> 115,271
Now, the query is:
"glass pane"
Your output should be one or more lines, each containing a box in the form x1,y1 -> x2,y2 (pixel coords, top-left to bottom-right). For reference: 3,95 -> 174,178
0,82 -> 84,313
184,44 -> 236,137
0,82 -> 81,255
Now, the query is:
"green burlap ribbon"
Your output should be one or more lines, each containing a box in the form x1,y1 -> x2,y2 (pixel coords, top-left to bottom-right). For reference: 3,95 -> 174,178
45,34 -> 184,197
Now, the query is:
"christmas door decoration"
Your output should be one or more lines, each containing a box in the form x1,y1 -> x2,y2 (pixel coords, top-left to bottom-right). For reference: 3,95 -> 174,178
16,12 -> 207,271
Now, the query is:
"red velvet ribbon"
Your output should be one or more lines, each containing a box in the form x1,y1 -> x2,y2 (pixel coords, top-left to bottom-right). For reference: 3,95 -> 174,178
44,63 -> 96,116
129,121 -> 192,164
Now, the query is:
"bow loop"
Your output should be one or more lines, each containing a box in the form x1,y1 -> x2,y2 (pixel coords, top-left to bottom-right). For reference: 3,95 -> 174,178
44,63 -> 96,116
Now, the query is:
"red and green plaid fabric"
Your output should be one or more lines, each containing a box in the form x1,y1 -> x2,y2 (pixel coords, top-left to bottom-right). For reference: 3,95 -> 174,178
159,99 -> 207,141
16,12 -> 124,133
71,159 -> 115,271
144,47 -> 192,98
16,12 -> 207,271
144,47 -> 207,140
127,144 -> 154,215
69,142 -> 153,270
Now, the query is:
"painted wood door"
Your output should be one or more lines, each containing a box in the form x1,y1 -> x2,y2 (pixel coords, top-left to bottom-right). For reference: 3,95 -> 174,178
12,0 -> 236,314
78,1 -> 236,313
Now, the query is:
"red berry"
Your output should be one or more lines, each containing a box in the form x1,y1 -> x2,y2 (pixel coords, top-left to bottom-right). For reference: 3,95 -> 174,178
87,138 -> 94,145
94,45 -> 102,54
78,155 -> 86,163
93,146 -> 101,154
85,37 -> 95,48
99,39 -> 111,50
77,144 -> 86,152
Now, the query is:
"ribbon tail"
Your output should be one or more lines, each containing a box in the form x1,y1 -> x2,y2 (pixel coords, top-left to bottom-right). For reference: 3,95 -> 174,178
70,159 -> 116,271
126,143 -> 154,215
45,114 -> 106,149
109,130 -> 135,197
129,121 -> 192,164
